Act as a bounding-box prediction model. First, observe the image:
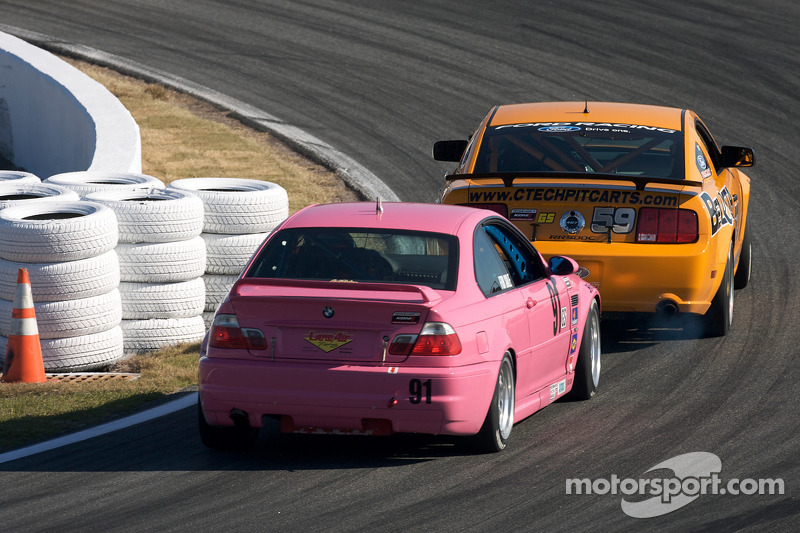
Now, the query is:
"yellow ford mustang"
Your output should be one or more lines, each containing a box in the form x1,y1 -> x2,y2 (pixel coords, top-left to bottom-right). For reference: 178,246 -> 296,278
435,102 -> 753,336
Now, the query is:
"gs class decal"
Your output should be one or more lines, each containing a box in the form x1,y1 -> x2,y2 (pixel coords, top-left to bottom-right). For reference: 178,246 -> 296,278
701,186 -> 735,236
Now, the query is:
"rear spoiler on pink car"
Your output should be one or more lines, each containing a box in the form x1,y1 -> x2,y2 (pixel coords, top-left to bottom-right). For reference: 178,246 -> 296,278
445,172 -> 702,191
232,277 -> 444,304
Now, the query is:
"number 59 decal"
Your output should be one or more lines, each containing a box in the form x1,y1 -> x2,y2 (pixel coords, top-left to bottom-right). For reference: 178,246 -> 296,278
591,207 -> 636,234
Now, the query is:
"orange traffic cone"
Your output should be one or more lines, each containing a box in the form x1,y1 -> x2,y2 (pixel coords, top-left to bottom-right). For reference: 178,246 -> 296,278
2,268 -> 46,383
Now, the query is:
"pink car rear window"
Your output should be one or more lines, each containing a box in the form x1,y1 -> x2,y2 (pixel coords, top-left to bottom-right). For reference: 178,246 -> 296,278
245,228 -> 459,291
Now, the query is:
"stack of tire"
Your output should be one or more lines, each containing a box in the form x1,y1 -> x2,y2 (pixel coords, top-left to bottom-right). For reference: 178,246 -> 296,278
167,178 -> 289,327
44,171 -> 166,198
0,200 -> 124,372
85,188 -> 207,356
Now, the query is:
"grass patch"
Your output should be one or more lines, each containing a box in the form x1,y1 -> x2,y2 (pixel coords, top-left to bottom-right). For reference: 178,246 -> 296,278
0,58 -> 357,453
0,343 -> 199,451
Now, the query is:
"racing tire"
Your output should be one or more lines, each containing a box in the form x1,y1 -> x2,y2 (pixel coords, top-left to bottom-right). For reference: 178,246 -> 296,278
0,289 -> 122,339
44,171 -> 165,198
474,353 -> 515,453
704,243 -> 734,337
198,401 -> 258,451
167,177 -> 288,234
202,232 -> 270,274
116,236 -> 207,283
567,299 -> 601,400
85,188 -> 204,244
0,250 -> 120,301
0,171 -> 41,186
119,279 -> 206,319
0,183 -> 80,210
0,201 -> 118,263
40,326 -> 125,372
121,316 -> 206,355
733,222 -> 752,290
203,274 -> 239,312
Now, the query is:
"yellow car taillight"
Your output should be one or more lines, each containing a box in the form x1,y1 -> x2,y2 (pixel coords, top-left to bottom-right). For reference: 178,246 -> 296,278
636,208 -> 698,244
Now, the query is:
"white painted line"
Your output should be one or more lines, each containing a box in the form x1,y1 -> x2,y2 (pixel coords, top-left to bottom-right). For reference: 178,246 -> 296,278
0,391 -> 197,465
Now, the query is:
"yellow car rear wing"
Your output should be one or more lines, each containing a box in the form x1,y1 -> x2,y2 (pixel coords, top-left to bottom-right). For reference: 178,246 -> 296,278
444,172 -> 702,191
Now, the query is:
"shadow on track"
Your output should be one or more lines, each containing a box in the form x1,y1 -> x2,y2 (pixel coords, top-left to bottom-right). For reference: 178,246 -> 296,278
600,312 -> 710,354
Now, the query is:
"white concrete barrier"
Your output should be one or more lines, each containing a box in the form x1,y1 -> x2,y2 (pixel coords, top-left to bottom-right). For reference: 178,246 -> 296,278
0,31 -> 141,178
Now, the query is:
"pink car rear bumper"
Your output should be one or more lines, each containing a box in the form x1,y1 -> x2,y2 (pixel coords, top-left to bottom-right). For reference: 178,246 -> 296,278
199,357 -> 498,436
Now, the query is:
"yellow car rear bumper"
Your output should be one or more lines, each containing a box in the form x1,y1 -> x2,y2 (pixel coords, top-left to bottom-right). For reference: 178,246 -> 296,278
535,240 -> 721,315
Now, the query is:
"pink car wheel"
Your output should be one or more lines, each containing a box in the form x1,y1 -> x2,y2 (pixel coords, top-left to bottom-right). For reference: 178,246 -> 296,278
475,353 -> 515,452
569,300 -> 601,400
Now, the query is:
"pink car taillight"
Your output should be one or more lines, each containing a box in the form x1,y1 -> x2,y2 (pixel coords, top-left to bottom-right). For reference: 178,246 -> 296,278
209,314 -> 267,350
636,208 -> 698,243
389,322 -> 462,356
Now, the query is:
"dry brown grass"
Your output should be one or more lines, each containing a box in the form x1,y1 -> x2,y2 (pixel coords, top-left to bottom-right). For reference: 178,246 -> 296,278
65,58 -> 359,212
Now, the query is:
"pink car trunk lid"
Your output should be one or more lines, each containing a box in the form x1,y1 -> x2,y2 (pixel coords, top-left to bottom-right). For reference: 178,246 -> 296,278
228,279 -> 439,363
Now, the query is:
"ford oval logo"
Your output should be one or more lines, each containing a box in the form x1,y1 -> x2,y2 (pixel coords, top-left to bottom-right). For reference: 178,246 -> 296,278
322,306 -> 334,318
538,126 -> 580,132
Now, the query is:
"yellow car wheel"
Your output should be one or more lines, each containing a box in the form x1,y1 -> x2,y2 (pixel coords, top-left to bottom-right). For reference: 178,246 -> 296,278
734,223 -> 752,290
705,243 -> 734,337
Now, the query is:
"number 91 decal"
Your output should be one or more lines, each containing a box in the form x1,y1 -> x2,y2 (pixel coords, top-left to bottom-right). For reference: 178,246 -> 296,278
591,207 -> 636,234
409,379 -> 432,404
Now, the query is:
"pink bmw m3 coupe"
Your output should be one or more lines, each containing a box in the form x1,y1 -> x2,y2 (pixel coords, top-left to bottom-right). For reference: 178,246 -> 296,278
198,201 -> 601,452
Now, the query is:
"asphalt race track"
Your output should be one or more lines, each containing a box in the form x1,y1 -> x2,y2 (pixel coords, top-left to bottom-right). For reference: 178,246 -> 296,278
1,1 -> 798,530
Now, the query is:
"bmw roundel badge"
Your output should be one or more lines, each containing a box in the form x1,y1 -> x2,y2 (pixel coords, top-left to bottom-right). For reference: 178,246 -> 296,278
322,306 -> 334,318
